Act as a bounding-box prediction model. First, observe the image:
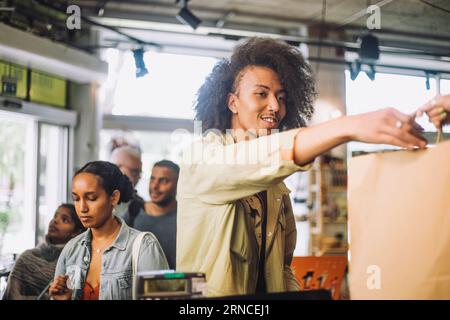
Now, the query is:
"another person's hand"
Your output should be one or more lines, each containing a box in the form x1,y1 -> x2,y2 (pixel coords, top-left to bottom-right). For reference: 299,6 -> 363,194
416,95 -> 450,129
49,275 -> 72,300
348,107 -> 427,150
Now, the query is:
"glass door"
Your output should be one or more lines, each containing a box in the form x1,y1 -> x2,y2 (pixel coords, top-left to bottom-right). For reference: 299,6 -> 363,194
0,111 -> 72,255
36,123 -> 69,245
0,112 -> 36,255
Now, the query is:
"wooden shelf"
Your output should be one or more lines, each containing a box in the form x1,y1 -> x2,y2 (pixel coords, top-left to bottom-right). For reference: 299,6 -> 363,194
327,187 -> 347,193
307,155 -> 349,256
323,219 -> 347,224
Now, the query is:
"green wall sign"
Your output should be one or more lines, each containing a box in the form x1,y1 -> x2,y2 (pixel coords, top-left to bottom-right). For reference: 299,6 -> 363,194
29,71 -> 67,108
0,61 -> 28,99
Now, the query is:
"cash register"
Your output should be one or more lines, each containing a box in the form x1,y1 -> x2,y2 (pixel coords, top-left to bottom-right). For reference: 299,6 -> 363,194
133,270 -> 206,300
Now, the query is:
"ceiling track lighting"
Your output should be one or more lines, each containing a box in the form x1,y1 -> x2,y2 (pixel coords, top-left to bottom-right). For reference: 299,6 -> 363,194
359,33 -> 380,64
132,48 -> 148,78
175,0 -> 202,30
96,0 -> 109,17
348,33 -> 380,81
365,64 -> 376,81
349,61 -> 361,81
424,72 -> 438,90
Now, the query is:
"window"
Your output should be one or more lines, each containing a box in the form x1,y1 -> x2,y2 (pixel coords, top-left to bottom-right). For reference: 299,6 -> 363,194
441,79 -> 450,95
99,49 -> 217,199
100,49 -> 218,119
37,123 -> 69,244
0,103 -> 74,255
0,112 -> 36,255
345,71 -> 438,153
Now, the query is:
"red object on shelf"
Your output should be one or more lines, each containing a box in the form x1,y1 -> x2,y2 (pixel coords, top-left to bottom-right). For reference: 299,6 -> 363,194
291,256 -> 347,300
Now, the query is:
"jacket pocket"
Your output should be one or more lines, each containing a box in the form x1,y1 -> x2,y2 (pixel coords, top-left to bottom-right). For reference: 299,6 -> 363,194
230,200 -> 252,263
118,275 -> 132,289
105,270 -> 132,300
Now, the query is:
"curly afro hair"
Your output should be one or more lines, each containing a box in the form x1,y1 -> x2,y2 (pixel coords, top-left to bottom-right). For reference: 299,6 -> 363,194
194,37 -> 317,133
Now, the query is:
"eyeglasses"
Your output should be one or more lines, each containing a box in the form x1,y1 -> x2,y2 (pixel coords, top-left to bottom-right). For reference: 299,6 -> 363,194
118,164 -> 142,178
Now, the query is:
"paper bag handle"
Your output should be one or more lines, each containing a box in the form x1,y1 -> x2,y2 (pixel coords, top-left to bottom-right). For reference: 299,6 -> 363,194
436,128 -> 443,144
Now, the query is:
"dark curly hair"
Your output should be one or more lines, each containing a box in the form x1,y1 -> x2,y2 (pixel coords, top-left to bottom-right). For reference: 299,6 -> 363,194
195,37 -> 317,133
74,161 -> 134,204
59,203 -> 86,233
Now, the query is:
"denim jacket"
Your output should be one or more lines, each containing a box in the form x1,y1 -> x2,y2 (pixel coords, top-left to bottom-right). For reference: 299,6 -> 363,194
54,216 -> 169,300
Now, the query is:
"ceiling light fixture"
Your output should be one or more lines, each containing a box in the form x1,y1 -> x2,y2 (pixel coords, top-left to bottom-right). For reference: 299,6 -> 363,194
349,61 -> 361,81
132,48 -> 148,78
359,33 -> 380,64
96,0 -> 109,17
175,0 -> 201,30
365,64 -> 376,81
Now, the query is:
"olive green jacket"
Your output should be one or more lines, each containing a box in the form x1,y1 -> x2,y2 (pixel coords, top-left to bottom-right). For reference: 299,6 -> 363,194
176,129 -> 310,297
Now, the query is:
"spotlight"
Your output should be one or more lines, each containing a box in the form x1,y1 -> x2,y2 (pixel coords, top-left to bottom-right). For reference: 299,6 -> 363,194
176,0 -> 201,30
97,0 -> 108,16
359,33 -> 380,64
425,72 -> 431,91
132,48 -> 148,78
349,61 -> 361,81
365,64 -> 376,81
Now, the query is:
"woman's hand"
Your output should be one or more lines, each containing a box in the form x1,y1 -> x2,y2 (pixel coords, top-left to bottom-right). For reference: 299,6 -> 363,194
416,95 -> 450,129
348,107 -> 427,150
49,275 -> 72,300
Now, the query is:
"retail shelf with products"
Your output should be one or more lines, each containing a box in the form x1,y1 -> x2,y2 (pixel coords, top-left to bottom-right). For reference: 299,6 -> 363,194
307,154 -> 348,256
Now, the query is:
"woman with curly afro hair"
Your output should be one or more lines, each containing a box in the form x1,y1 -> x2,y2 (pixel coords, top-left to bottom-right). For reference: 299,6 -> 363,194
177,37 -> 426,297
195,37 -> 316,133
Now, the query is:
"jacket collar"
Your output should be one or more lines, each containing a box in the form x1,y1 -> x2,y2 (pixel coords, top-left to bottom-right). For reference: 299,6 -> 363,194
110,216 -> 130,251
78,216 -> 130,251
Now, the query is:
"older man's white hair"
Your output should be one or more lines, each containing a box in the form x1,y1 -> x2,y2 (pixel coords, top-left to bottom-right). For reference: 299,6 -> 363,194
110,145 -> 141,163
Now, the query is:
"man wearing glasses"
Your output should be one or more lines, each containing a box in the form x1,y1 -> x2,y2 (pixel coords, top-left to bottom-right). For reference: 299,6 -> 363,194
110,145 -> 144,218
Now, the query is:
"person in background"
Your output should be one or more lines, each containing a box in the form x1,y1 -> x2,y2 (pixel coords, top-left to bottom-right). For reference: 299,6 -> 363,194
108,136 -> 142,159
124,160 -> 179,270
110,145 -> 145,218
176,37 -> 427,297
2,204 -> 85,300
49,161 -> 168,300
110,146 -> 143,188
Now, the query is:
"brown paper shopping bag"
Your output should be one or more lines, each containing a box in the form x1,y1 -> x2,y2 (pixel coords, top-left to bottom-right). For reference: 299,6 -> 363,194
348,140 -> 450,299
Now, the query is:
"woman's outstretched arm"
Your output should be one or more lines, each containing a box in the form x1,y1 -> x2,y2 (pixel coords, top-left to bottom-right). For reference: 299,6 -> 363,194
293,108 -> 427,166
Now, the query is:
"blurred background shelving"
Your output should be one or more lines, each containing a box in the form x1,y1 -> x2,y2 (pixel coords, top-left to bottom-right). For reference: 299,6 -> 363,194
306,154 -> 348,257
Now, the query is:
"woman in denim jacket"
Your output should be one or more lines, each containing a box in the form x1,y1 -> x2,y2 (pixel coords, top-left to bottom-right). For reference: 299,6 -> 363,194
49,161 -> 169,300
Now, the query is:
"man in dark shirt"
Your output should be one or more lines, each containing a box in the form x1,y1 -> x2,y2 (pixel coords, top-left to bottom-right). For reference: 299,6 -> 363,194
124,160 -> 179,270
